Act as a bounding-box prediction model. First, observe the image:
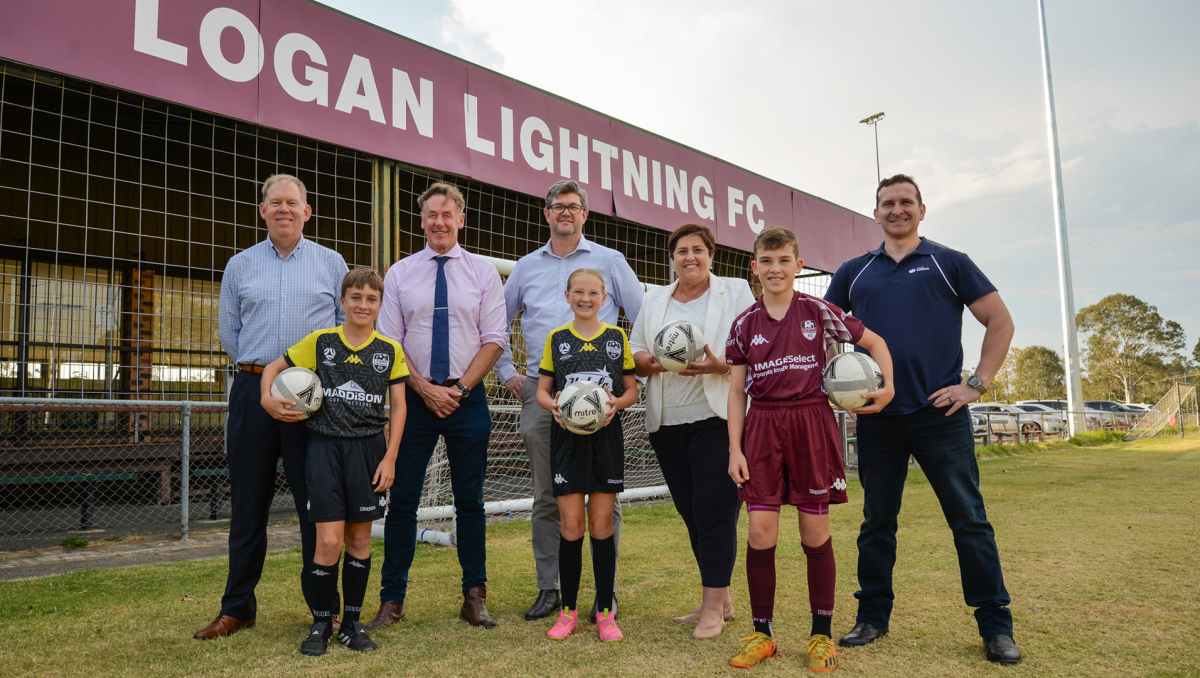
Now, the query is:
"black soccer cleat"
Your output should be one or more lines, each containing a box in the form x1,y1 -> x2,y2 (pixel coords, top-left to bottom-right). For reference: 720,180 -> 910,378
299,621 -> 332,656
337,620 -> 378,652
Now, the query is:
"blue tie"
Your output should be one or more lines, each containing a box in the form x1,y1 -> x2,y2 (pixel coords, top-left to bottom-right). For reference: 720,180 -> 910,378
431,256 -> 450,384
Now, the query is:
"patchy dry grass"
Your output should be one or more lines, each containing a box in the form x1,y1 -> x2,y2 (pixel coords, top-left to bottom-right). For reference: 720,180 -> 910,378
2,437 -> 1198,677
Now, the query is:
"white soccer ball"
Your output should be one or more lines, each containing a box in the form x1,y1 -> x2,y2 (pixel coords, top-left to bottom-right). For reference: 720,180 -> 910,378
823,352 -> 883,411
652,320 -> 706,373
556,380 -> 611,435
271,366 -> 323,418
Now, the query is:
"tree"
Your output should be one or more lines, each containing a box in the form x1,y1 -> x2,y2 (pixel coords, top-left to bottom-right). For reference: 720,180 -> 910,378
985,347 -> 1021,403
1076,294 -> 1186,403
1194,337 -> 1200,367
1012,345 -> 1065,401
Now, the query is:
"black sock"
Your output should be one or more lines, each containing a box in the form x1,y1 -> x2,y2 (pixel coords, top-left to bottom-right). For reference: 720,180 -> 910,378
754,618 -> 774,637
341,554 -> 371,623
590,535 -> 616,614
812,614 -> 832,637
559,535 -> 584,611
303,559 -> 340,625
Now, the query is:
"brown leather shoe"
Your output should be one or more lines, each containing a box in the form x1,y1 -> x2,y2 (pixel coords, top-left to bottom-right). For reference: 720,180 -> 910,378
192,614 -> 255,640
460,587 -> 497,629
366,601 -> 405,630
330,613 -> 341,636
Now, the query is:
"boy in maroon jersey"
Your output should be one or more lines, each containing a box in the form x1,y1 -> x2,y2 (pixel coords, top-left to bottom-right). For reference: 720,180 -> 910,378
725,226 -> 895,672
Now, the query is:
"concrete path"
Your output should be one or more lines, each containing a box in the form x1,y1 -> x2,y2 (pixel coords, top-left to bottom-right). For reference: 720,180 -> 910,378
0,524 -> 302,582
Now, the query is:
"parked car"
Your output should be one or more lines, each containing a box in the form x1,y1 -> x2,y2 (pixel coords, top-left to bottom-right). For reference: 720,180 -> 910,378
1009,403 -> 1066,434
1015,399 -> 1107,430
1084,401 -> 1141,428
968,403 -> 1021,435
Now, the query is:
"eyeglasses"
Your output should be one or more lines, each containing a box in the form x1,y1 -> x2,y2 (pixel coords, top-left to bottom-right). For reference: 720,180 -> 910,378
547,204 -> 585,215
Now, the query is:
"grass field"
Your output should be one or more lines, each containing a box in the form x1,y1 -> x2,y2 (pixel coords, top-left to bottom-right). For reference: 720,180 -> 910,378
3,437 -> 1198,677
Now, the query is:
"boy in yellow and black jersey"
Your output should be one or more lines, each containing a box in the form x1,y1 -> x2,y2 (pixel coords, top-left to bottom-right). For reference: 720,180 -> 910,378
260,267 -> 408,657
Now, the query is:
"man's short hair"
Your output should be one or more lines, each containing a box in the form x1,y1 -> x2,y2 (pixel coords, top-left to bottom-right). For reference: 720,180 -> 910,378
876,174 -> 923,207
752,225 -> 799,258
668,223 -> 716,257
417,182 -> 466,214
341,267 -> 384,298
546,180 -> 588,212
261,174 -> 307,205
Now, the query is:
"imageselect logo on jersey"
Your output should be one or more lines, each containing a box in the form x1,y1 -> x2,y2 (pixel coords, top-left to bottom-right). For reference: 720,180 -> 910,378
323,380 -> 384,404
753,353 -> 818,376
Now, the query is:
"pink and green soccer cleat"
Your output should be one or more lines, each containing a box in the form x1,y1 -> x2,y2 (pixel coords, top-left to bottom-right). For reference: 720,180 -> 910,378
547,608 -> 578,641
596,609 -> 623,642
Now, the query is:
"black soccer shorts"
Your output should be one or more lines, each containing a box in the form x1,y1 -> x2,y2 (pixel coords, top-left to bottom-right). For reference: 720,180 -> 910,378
305,432 -> 388,523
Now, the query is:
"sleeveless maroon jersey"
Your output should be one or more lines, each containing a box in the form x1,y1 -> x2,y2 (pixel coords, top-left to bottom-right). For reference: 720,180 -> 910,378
725,291 -> 864,401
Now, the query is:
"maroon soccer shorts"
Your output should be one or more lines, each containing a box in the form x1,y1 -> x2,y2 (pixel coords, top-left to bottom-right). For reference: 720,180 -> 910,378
739,396 -> 848,507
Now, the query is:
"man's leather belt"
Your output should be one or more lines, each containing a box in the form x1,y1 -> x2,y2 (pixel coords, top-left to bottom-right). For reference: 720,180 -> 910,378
239,364 -> 266,374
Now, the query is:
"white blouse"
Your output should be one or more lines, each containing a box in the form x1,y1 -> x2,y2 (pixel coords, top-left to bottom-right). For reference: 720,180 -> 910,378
660,290 -> 718,427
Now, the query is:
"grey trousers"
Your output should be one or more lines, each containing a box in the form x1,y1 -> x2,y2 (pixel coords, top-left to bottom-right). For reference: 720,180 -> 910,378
521,376 -> 621,592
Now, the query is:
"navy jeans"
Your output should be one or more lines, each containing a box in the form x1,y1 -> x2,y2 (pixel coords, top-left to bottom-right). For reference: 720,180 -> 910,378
854,405 -> 1013,637
221,370 -> 318,620
379,385 -> 490,602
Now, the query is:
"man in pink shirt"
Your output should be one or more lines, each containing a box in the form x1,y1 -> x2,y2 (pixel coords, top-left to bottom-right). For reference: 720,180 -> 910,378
368,182 -> 508,630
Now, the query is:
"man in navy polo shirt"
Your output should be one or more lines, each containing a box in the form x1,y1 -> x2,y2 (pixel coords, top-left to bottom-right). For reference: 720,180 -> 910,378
824,174 -> 1020,665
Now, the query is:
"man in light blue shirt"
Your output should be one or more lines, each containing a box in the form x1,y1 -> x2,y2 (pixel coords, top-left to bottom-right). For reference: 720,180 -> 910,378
195,174 -> 347,641
496,179 -> 644,621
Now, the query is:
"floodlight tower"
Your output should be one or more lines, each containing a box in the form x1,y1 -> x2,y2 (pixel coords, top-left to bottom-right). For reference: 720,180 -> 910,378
1037,0 -> 1086,435
860,112 -> 885,184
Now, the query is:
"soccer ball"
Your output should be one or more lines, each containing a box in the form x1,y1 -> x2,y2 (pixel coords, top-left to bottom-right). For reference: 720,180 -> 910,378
823,352 -> 883,411
652,320 -> 706,373
556,380 -> 611,435
271,366 -> 323,418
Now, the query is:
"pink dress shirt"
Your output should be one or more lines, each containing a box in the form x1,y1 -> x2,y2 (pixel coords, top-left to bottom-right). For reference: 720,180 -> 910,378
377,244 -> 508,380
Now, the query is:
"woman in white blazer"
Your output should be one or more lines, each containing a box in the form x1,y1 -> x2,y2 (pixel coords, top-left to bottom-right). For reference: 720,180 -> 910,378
630,223 -> 756,640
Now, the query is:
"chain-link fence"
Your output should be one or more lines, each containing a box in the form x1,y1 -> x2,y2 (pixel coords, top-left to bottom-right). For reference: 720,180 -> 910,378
0,394 -> 862,545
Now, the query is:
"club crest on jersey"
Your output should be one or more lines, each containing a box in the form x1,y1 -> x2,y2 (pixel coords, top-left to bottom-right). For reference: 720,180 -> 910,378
372,352 -> 390,373
802,320 -> 817,340
606,340 -> 621,360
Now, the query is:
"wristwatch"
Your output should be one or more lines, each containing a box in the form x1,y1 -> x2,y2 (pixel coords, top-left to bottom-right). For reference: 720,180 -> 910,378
455,382 -> 470,399
966,374 -> 988,395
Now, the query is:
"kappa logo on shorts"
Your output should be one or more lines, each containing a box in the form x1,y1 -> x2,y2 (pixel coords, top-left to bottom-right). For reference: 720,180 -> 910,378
832,478 -> 847,491
378,495 -> 387,507
372,352 -> 390,373
306,500 -> 311,510
607,479 -> 623,484
554,473 -> 567,484
358,505 -> 376,512
802,320 -> 817,341
809,488 -> 829,495
750,334 -> 769,346
606,340 -> 621,360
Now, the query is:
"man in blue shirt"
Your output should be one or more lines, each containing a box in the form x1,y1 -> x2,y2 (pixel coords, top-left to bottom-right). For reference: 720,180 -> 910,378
195,174 -> 347,641
495,179 -> 644,621
824,174 -> 1021,665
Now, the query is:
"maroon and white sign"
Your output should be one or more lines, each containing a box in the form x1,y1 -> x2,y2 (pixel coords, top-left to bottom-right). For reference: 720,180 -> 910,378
0,0 -> 880,270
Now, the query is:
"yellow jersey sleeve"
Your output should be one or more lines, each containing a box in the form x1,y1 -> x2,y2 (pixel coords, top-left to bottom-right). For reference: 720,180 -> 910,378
389,340 -> 410,383
539,330 -> 558,374
284,330 -> 322,370
620,328 -> 635,373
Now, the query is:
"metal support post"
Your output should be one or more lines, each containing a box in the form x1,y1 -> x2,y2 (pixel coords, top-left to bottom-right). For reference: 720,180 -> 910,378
181,403 -> 191,540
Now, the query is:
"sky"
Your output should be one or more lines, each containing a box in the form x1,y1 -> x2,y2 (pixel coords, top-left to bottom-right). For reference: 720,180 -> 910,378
323,0 -> 1199,366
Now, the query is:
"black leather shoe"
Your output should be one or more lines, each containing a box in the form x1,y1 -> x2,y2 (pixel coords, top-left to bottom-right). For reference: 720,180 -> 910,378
589,594 -> 618,623
524,589 -> 561,620
839,621 -> 888,647
984,635 -> 1022,665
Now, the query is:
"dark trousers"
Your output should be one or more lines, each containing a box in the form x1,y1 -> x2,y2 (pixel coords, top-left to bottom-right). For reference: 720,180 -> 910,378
379,385 -> 490,602
854,405 -> 1013,637
649,416 -> 740,589
221,371 -> 317,620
